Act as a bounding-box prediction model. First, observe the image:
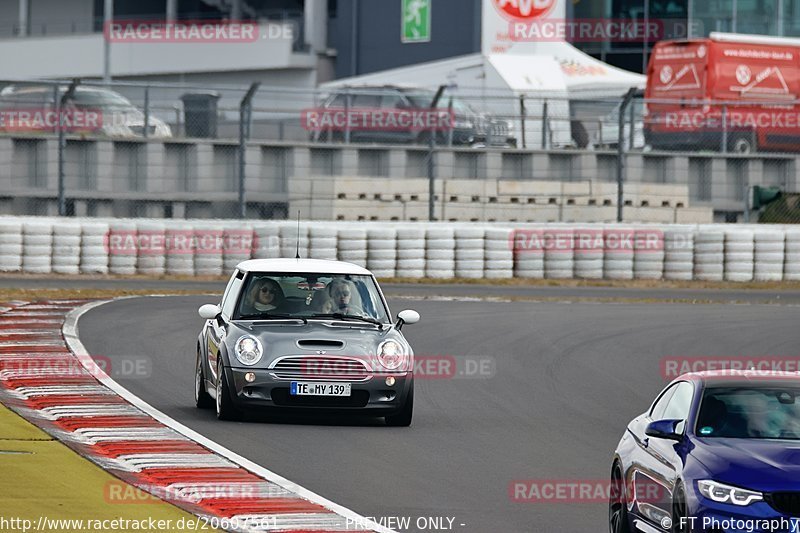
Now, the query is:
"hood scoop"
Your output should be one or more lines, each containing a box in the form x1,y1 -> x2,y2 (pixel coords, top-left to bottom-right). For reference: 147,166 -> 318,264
297,340 -> 345,350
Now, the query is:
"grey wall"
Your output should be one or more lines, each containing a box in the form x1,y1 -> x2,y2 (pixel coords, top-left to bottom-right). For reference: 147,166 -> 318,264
0,2 -> 19,36
330,0 -> 481,79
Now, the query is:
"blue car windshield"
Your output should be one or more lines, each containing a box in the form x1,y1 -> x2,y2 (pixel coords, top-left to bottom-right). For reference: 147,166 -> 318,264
696,385 -> 800,440
235,273 -> 389,323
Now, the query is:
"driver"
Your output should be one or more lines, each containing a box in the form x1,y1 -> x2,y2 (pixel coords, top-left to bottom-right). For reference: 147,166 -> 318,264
243,278 -> 285,314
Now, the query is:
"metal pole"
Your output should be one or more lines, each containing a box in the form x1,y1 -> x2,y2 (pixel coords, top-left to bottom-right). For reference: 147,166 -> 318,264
238,82 -> 261,219
166,0 -> 177,22
642,0 -> 649,73
231,0 -> 242,20
103,0 -> 113,84
743,184 -> 751,223
428,85 -> 447,222
617,88 -> 639,223
541,100 -> 548,149
628,100 -> 636,150
519,95 -> 527,149
143,86 -> 150,139
58,79 -> 80,217
428,134 -> 436,221
721,104 -> 728,154
350,0 -> 360,76
18,0 -> 28,36
344,90 -> 351,144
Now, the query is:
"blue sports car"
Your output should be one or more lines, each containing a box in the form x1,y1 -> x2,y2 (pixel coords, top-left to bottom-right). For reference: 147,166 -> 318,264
610,371 -> 800,533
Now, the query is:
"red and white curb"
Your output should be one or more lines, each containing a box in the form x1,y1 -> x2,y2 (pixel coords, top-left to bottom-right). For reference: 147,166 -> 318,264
0,299 -> 395,533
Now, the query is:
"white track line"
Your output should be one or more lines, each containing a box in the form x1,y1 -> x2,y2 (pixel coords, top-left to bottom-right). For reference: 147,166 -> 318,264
64,299 -> 396,533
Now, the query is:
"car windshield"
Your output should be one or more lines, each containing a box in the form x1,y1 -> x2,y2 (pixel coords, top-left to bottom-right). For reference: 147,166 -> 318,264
234,272 -> 390,323
608,100 -> 644,121
696,385 -> 800,440
71,90 -> 136,110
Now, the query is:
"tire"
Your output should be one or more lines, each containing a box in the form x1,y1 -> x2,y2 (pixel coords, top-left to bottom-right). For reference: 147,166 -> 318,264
385,381 -> 413,427
215,359 -> 239,421
729,134 -> 755,154
671,483 -> 689,533
609,462 -> 631,533
572,120 -> 590,149
195,349 -> 213,409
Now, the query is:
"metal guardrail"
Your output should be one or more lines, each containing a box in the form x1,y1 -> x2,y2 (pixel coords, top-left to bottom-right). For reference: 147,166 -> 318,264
1,78 -> 800,222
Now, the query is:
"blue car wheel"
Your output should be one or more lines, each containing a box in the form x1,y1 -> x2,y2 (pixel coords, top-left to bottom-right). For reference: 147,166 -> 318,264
609,462 -> 631,533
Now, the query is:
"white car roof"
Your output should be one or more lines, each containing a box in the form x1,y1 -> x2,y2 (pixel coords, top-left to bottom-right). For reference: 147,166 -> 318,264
236,258 -> 373,276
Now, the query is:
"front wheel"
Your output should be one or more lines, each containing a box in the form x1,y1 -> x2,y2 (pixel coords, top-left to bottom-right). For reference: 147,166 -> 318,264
671,484 -> 690,533
195,349 -> 213,409
385,382 -> 413,427
609,462 -> 631,533
215,360 -> 240,421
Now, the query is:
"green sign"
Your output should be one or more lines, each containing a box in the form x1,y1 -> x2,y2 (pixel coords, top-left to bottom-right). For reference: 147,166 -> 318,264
402,0 -> 431,43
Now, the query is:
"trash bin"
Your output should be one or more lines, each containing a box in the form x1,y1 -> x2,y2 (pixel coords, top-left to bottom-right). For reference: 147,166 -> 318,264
181,92 -> 220,138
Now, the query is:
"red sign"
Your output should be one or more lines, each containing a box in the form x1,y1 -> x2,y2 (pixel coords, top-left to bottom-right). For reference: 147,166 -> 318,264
493,0 -> 556,21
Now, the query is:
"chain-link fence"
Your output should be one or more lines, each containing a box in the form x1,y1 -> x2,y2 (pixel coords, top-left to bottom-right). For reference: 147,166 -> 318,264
0,78 -> 799,223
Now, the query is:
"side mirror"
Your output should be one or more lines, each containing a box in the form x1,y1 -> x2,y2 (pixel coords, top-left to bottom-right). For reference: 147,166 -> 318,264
395,309 -> 420,330
198,304 -> 221,320
645,419 -> 684,441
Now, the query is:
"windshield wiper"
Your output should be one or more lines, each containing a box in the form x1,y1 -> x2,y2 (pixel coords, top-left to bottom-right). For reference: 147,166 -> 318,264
238,313 -> 307,324
310,313 -> 383,328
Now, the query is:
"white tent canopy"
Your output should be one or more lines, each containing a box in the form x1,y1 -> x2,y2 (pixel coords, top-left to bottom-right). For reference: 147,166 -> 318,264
320,42 -> 644,148
321,42 -> 644,99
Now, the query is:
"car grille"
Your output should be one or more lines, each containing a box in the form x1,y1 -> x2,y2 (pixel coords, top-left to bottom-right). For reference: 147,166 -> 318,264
766,492 -> 800,516
270,356 -> 370,382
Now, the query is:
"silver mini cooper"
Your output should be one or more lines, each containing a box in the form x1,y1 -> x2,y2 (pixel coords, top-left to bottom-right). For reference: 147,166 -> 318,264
195,258 -> 420,426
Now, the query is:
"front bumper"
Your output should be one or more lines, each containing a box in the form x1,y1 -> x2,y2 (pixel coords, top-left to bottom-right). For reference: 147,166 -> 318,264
224,366 -> 413,415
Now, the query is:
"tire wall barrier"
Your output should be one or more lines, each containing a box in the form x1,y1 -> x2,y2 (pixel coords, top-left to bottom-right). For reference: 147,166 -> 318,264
0,216 -> 798,282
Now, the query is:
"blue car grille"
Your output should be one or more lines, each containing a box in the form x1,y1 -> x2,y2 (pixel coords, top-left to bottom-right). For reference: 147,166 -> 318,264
766,492 -> 800,517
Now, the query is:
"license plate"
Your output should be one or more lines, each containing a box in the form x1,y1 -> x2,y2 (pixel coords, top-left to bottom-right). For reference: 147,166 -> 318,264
290,382 -> 351,397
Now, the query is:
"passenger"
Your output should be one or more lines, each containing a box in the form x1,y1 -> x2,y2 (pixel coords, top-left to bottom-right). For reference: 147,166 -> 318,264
327,278 -> 362,315
242,278 -> 285,315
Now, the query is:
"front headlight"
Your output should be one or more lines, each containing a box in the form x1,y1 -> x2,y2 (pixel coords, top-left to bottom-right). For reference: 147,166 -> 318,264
234,335 -> 263,366
697,480 -> 763,506
377,340 -> 407,370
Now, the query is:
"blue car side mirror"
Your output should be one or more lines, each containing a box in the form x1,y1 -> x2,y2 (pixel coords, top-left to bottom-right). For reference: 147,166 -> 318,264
646,419 -> 684,441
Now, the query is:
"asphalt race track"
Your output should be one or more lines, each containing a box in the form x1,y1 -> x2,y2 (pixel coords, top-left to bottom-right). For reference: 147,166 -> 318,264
78,293 -> 800,532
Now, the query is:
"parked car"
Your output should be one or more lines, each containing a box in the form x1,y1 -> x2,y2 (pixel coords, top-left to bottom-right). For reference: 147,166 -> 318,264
610,370 -> 800,533
310,85 -> 516,148
593,99 -> 646,150
195,258 -> 420,426
0,84 -> 172,138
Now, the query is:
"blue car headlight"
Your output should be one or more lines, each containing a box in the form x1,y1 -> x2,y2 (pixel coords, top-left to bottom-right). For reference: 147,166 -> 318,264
235,335 -> 263,366
697,480 -> 763,506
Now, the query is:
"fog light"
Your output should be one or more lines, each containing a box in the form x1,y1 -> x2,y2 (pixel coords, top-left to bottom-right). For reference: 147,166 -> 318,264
385,376 -> 396,386
245,372 -> 256,383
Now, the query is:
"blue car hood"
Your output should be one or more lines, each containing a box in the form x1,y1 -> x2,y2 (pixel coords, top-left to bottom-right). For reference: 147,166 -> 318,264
692,438 -> 800,492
